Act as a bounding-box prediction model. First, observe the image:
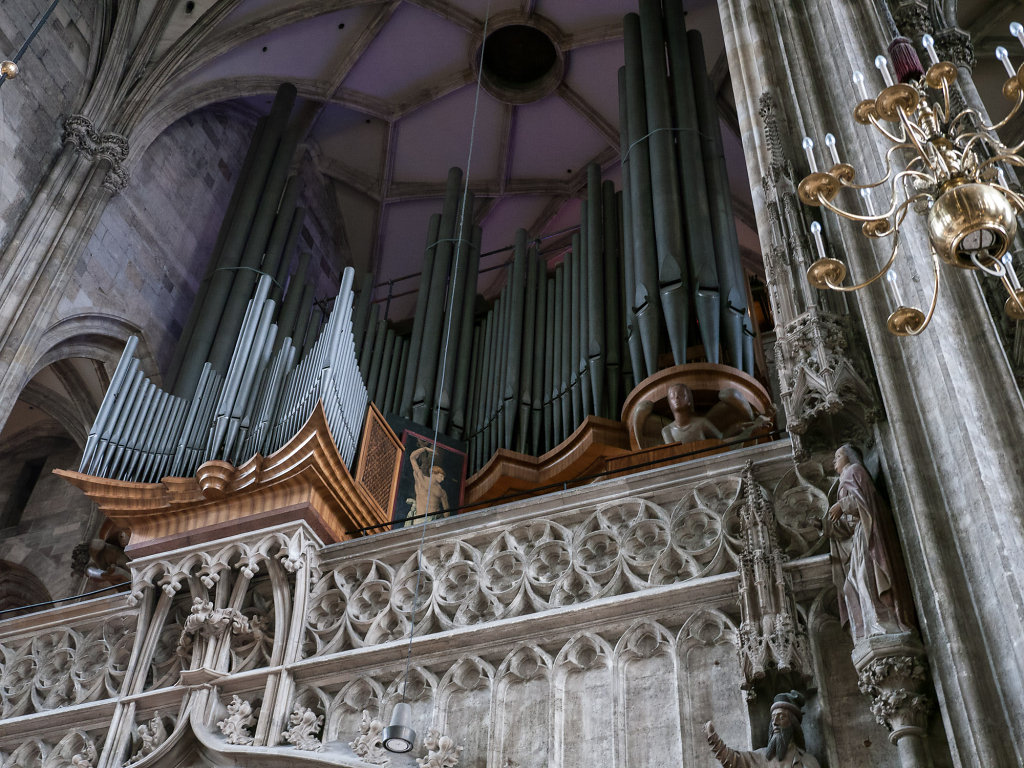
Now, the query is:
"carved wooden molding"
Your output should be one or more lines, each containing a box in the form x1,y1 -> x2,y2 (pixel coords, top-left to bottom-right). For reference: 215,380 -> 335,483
464,415 -> 631,506
56,403 -> 388,557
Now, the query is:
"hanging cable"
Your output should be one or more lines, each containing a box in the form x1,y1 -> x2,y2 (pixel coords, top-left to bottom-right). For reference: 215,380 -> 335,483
383,0 -> 494,754
0,0 -> 61,89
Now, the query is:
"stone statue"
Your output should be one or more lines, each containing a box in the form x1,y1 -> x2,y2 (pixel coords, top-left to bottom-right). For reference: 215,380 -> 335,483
71,528 -> 130,584
705,691 -> 820,767
408,445 -> 449,524
661,383 -> 723,445
823,444 -> 914,641
631,383 -> 771,449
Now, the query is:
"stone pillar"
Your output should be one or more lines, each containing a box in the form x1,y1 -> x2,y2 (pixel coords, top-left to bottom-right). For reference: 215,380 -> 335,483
853,634 -> 932,768
718,0 -> 1024,763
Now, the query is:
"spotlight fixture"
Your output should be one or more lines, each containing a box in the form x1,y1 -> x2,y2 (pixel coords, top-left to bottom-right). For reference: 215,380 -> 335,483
382,702 -> 416,753
798,30 -> 1024,335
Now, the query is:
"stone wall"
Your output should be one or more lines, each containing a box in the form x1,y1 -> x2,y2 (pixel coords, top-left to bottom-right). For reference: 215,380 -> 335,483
54,104 -> 353,380
0,437 -> 95,601
55,104 -> 257,377
0,0 -> 93,251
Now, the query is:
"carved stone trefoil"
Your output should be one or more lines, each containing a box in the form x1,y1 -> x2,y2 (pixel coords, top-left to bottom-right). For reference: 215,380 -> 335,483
736,463 -> 812,695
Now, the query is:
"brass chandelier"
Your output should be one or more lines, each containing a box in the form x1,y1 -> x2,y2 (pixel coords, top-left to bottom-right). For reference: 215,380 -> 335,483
798,29 -> 1024,336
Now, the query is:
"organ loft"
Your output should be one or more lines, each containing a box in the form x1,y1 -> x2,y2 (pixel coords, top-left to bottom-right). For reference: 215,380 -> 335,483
1,0 -> 1023,766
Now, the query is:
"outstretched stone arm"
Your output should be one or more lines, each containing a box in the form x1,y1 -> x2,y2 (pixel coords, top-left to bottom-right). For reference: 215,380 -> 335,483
704,721 -> 739,767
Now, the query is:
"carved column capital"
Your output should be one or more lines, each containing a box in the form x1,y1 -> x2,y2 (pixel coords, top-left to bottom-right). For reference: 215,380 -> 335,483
892,1 -> 933,40
934,28 -> 975,71
852,633 -> 932,743
61,114 -> 130,193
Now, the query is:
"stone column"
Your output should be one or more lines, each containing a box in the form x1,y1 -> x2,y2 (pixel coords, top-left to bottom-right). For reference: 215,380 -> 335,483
717,0 -> 1024,763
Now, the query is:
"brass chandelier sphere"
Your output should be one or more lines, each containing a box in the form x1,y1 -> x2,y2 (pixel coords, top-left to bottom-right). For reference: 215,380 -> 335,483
927,182 -> 1017,270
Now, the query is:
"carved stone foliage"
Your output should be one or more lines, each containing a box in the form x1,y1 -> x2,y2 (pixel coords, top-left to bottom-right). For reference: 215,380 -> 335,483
417,729 -> 462,768
854,636 -> 932,743
305,485 -> 747,656
892,0 -> 932,39
61,115 -> 130,193
176,597 -> 264,657
0,617 -> 134,718
349,709 -> 389,764
0,730 -> 102,768
216,695 -> 259,746
283,705 -> 325,751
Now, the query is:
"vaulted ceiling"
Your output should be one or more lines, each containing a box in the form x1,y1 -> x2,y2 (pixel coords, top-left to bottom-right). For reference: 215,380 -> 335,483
163,0 -> 758,314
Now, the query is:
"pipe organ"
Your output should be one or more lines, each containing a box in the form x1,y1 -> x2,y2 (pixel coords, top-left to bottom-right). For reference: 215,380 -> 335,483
77,8 -> 759,485
352,7 -> 756,474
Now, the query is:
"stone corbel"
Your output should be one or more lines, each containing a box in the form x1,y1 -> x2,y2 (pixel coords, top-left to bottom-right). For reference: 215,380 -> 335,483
853,633 -> 932,766
891,1 -> 933,40
60,114 -> 130,193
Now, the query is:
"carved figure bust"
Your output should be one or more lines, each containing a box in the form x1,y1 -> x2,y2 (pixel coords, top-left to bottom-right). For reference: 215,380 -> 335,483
705,690 -> 820,767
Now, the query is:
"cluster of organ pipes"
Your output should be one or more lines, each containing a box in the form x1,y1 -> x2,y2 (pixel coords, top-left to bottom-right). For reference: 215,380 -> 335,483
79,269 -> 367,482
76,0 -> 760,485
620,0 -> 753,379
352,1 -> 756,474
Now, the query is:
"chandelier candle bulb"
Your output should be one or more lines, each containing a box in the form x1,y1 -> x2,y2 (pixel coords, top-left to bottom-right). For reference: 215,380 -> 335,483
885,269 -> 905,307
802,137 -> 818,173
824,133 -> 841,165
860,188 -> 876,216
996,46 -> 1016,78
809,221 -> 827,260
874,55 -> 894,86
1011,21 -> 1024,50
852,70 -> 868,100
921,34 -> 940,66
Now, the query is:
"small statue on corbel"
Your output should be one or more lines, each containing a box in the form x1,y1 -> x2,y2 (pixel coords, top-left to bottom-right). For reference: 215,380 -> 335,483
705,691 -> 820,767
127,712 -> 169,764
71,527 -> 130,584
632,383 -> 771,449
821,444 -> 915,642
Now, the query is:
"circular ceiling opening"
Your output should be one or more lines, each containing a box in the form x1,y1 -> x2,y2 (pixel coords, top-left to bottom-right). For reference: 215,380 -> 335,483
480,24 -> 563,104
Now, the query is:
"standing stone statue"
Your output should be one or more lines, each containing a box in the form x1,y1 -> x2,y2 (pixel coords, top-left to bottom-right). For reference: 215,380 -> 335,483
824,444 -> 914,641
704,691 -> 820,767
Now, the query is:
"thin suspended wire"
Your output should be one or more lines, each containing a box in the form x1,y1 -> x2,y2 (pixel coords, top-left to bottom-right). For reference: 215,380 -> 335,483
0,0 -> 61,90
399,0 -> 493,703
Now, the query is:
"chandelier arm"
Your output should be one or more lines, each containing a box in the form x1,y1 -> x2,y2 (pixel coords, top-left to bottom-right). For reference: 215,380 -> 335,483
901,253 -> 942,336
989,180 -> 1024,211
897,109 -> 932,167
867,113 -> 908,144
958,132 -> 1004,160
836,144 -> 907,190
981,90 -> 1024,133
938,79 -> 952,123
823,231 -> 903,292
